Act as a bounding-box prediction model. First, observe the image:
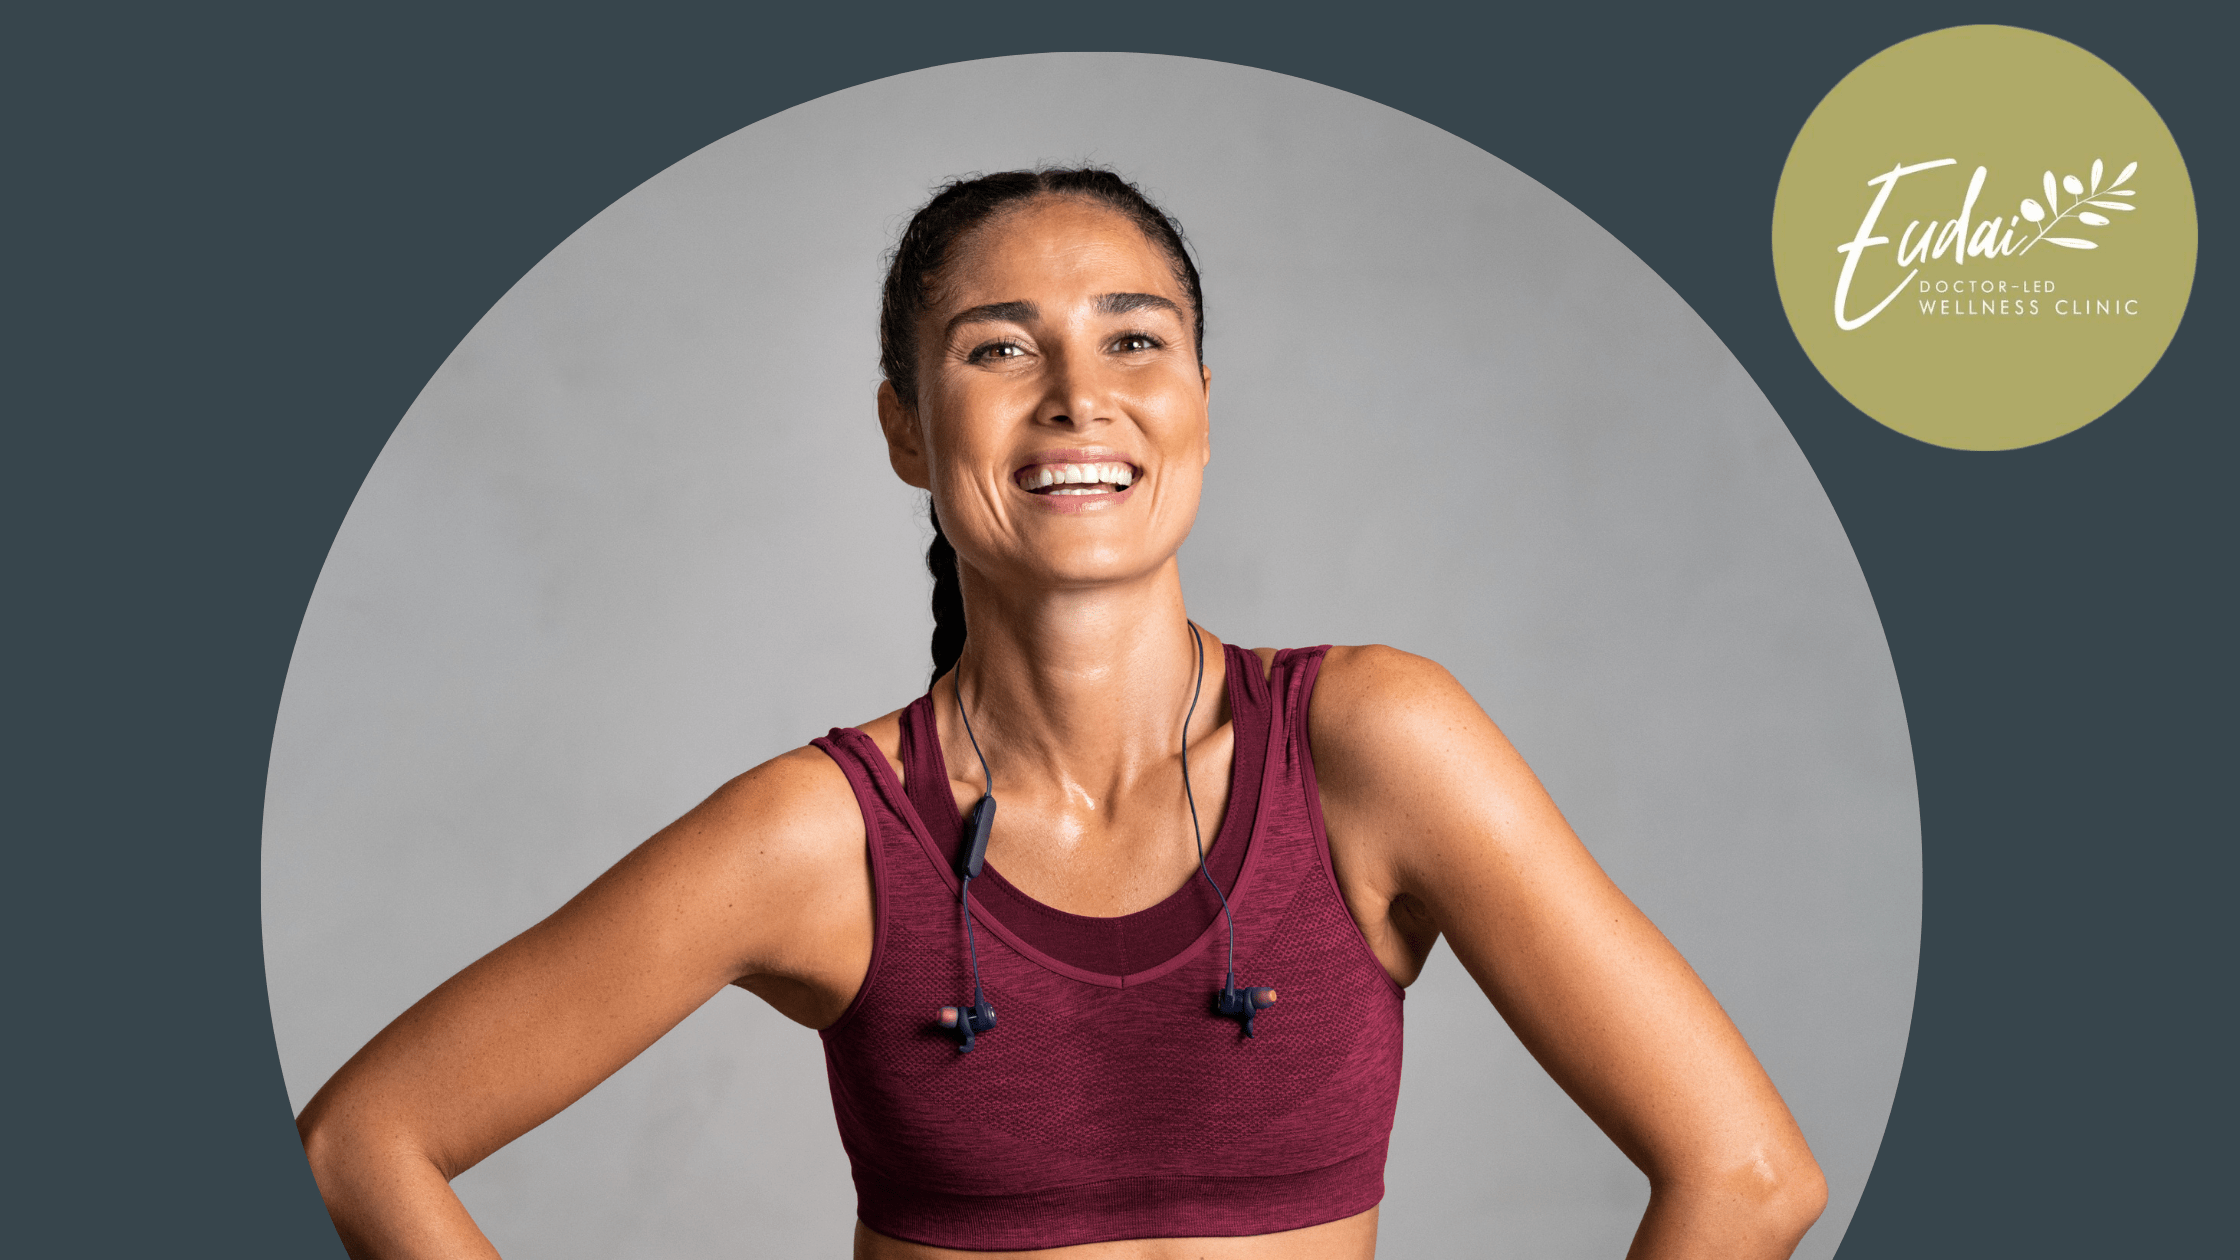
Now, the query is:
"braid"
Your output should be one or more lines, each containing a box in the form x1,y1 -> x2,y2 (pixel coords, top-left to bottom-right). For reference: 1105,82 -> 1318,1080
926,502 -> 967,688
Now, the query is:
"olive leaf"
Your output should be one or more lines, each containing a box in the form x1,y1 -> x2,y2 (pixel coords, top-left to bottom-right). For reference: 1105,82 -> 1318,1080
2018,158 -> 2140,254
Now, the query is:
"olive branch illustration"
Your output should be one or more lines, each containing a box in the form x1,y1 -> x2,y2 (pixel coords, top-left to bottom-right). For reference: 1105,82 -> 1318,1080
2017,158 -> 2138,253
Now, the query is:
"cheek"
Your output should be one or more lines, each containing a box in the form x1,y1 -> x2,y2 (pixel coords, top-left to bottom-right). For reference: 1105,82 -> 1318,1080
1147,451 -> 1208,523
1139,388 -> 1210,456
921,388 -> 1014,472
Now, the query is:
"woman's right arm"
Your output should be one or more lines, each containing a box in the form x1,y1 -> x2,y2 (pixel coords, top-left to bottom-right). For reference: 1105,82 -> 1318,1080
295,745 -> 872,1259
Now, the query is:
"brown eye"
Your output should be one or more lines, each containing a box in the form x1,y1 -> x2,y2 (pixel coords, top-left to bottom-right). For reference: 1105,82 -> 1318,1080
1111,333 -> 1162,353
968,341 -> 1026,364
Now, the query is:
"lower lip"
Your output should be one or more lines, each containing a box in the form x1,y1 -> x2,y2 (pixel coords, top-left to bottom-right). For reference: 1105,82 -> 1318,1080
1019,481 -> 1136,515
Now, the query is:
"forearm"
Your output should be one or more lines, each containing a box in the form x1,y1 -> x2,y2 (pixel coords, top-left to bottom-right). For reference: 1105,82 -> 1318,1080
1623,1161 -> 1827,1260
300,1118 -> 501,1260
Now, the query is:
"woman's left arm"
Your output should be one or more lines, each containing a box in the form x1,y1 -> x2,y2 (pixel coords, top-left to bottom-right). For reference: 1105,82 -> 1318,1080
1309,646 -> 1828,1260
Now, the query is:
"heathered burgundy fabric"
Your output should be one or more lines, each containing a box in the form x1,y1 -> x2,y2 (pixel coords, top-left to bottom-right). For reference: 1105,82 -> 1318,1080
810,646 -> 1406,1250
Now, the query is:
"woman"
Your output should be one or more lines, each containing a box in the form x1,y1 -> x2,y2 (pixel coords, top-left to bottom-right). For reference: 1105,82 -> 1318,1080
297,168 -> 1828,1258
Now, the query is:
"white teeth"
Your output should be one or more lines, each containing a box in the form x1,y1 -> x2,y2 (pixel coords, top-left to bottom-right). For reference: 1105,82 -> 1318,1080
1023,461 -> 1136,492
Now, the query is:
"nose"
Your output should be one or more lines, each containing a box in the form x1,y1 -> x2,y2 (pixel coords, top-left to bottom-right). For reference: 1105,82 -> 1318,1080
1035,342 -> 1116,432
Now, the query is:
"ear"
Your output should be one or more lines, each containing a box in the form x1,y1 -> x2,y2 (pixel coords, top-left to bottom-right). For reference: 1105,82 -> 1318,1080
1199,363 -> 1214,468
877,380 -> 931,490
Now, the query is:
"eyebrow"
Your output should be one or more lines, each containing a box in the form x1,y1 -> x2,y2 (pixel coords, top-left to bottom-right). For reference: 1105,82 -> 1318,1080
944,300 -> 1038,339
1094,291 -> 1183,320
943,292 -> 1185,339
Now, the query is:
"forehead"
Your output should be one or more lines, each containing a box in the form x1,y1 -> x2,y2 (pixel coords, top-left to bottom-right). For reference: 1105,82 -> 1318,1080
936,197 -> 1182,308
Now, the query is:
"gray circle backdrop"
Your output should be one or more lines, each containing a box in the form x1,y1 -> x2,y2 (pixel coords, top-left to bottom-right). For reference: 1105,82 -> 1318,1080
263,53 -> 1918,1259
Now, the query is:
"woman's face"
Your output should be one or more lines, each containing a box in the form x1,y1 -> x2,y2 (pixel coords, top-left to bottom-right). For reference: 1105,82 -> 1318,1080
878,196 -> 1211,593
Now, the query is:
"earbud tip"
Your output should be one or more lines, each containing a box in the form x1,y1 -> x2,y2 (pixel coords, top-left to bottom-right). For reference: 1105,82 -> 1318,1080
1252,988 -> 1278,1008
938,1007 -> 959,1027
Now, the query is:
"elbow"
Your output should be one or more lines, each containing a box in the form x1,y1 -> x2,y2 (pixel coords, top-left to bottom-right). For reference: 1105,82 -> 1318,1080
294,1104 -> 363,1252
295,1100 -> 421,1259
1770,1153 -> 1829,1243
1653,1140 -> 1827,1253
296,1097 -> 353,1195
295,1095 -> 403,1221
1731,1142 -> 1829,1248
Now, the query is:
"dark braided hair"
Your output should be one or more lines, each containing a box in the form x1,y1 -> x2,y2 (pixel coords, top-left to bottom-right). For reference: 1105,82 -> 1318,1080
879,168 -> 1205,688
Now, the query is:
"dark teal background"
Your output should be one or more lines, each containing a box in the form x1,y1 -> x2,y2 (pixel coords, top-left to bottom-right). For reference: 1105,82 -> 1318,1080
6,3 -> 2227,1255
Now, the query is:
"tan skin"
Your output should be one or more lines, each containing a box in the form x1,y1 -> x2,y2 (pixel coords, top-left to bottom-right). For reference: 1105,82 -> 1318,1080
297,196 -> 1828,1259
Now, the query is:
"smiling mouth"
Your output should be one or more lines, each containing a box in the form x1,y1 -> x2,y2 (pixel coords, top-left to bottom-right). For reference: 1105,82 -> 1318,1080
1016,460 -> 1137,496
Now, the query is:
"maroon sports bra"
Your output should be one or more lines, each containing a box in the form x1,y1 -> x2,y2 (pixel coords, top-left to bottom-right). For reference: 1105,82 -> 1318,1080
810,645 -> 1405,1251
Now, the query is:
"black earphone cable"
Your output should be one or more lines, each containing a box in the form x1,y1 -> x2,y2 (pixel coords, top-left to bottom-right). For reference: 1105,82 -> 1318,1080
953,672 -> 996,1013
1178,620 -> 1239,990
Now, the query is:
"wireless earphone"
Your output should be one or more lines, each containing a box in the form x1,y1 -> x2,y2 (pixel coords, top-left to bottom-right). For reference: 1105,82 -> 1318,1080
1216,985 -> 1279,1037
937,622 -> 1277,1052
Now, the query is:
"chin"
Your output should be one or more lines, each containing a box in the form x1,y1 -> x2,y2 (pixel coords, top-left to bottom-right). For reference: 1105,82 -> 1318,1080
1020,540 -> 1167,589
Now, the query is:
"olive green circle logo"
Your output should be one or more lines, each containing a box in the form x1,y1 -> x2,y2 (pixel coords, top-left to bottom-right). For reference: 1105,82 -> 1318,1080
1772,26 -> 2197,450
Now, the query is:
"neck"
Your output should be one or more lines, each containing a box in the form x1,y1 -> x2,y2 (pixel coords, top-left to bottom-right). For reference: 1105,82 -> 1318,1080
946,556 -> 1215,790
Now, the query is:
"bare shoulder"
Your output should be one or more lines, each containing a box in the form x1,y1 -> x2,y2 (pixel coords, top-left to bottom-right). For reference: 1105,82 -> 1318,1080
1306,644 -> 1503,773
674,693 -> 942,886
671,743 -> 863,869
678,702 -> 910,871
581,740 -> 873,996
1312,642 -> 1467,702
1281,646 -> 1497,984
1302,644 -> 1555,892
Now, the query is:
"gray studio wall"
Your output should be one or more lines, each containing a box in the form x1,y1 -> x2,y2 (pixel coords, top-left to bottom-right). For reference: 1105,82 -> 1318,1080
263,53 -> 1918,1259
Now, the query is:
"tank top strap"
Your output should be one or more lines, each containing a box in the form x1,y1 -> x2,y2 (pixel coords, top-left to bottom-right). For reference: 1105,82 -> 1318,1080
1256,645 -> 1349,904
894,693 -> 959,848
809,725 -> 900,842
810,722 -> 961,894
1262,645 -> 1333,786
1222,639 -> 1272,732
1264,644 -> 1331,736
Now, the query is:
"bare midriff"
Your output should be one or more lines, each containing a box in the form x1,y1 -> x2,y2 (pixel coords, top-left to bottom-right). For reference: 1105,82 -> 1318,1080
854,1208 -> 1380,1260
